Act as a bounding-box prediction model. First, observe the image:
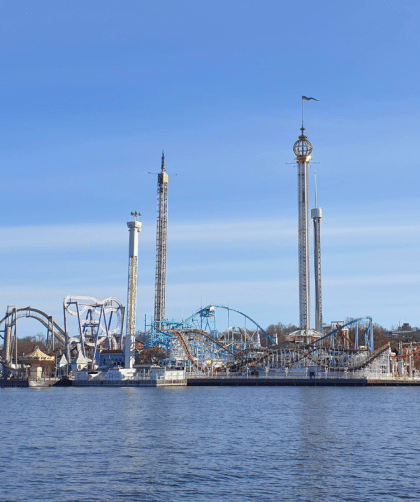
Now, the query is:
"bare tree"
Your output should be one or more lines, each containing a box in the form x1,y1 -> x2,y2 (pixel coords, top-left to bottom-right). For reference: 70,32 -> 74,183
136,347 -> 168,365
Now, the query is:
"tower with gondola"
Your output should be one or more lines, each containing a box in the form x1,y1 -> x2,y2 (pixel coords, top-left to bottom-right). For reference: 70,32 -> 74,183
293,116 -> 313,335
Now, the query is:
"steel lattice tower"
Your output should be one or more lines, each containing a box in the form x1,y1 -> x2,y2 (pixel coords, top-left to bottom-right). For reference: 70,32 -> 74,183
293,126 -> 313,333
154,152 -> 168,324
311,178 -> 323,333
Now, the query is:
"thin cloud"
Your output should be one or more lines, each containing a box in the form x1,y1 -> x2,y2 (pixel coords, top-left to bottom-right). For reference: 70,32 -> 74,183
323,224 -> 420,239
325,273 -> 420,287
2,218 -> 417,251
0,219 -> 295,250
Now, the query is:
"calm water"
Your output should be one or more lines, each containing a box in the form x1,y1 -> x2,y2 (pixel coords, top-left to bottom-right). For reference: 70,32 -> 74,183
1,386 -> 420,501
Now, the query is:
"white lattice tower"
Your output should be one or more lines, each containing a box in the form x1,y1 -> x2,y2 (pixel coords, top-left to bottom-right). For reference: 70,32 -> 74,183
125,218 -> 142,369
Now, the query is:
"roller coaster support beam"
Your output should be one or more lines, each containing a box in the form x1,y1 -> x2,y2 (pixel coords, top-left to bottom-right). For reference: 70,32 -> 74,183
63,304 -> 71,374
182,305 -> 275,346
309,317 -> 373,353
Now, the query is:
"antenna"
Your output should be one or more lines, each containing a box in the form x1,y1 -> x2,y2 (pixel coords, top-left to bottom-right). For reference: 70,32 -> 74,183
315,171 -> 318,208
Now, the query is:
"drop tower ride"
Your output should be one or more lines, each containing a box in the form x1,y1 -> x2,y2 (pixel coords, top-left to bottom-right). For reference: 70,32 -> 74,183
311,174 -> 323,334
154,152 -> 168,326
125,213 -> 142,369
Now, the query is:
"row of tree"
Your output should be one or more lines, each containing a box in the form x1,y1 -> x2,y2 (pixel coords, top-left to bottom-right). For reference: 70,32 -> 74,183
3,334 -> 50,358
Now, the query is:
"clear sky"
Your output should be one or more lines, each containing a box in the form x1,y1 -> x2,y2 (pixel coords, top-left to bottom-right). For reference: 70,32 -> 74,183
1,0 -> 419,336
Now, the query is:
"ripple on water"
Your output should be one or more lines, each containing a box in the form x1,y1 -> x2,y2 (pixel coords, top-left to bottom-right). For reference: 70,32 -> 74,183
1,387 -> 420,501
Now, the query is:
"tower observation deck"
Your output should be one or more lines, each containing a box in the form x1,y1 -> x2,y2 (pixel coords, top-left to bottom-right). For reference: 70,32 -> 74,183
154,152 -> 169,325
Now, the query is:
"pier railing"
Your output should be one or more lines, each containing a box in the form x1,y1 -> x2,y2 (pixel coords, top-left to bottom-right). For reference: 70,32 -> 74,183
185,371 -> 414,381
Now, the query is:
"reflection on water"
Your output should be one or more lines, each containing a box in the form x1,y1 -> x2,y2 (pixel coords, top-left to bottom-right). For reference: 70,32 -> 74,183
1,386 -> 419,501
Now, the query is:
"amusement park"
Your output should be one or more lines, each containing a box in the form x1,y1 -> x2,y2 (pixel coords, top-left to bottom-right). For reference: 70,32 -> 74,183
1,102 -> 419,388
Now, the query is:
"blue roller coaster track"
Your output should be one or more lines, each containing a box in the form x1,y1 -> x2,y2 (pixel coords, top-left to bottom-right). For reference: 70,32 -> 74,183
146,304 -> 276,351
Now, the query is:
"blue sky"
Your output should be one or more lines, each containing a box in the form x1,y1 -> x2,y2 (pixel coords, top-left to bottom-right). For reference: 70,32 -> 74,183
1,0 -> 419,336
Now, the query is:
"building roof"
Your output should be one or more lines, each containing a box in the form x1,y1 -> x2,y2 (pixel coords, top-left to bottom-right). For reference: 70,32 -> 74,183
57,354 -> 68,367
74,352 -> 91,364
21,347 -> 54,363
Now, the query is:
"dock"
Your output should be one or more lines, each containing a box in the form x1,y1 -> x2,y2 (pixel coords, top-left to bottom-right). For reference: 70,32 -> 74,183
186,377 -> 420,387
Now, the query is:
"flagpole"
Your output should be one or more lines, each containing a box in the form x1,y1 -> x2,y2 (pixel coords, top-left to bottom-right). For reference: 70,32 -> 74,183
302,96 -> 319,129
302,97 -> 304,128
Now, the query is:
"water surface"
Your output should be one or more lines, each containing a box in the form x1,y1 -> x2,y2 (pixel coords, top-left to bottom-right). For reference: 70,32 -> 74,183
1,386 -> 419,501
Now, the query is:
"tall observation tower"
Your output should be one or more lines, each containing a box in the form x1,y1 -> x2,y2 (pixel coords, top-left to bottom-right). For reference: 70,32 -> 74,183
311,174 -> 323,334
293,118 -> 313,334
125,213 -> 142,369
154,152 -> 169,325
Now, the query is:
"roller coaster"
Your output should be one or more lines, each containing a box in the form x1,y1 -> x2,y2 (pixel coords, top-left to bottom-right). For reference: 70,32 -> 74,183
144,306 -> 387,375
0,306 -> 66,345
0,297 -> 125,369
0,300 -> 393,377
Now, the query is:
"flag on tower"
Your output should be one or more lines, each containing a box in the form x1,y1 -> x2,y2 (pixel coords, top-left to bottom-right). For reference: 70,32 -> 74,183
302,96 -> 319,101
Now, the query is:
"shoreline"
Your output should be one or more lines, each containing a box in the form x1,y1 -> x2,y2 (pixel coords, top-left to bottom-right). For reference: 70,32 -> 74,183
3,376 -> 420,388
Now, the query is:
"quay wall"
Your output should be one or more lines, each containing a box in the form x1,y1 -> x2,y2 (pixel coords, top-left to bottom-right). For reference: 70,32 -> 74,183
73,379 -> 187,387
3,377 -> 420,388
186,377 -> 420,387
0,379 -> 29,388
